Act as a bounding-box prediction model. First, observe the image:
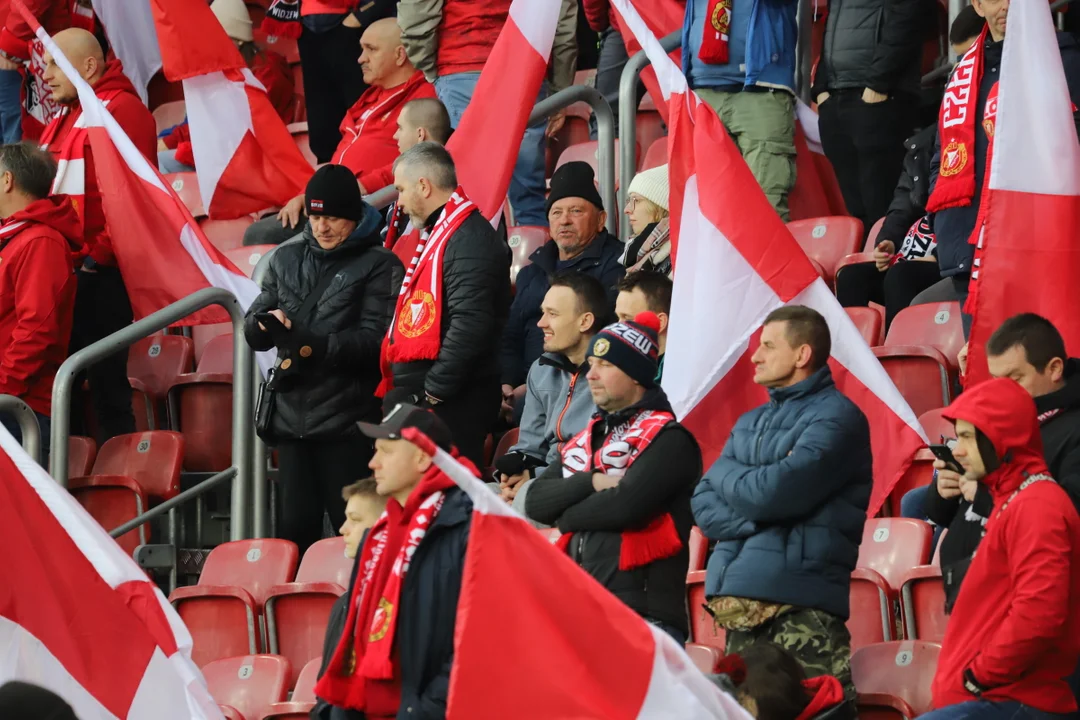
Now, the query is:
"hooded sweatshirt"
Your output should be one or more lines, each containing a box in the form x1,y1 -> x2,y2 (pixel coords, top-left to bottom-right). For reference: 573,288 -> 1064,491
42,60 -> 157,268
932,378 -> 1080,713
0,196 -> 82,416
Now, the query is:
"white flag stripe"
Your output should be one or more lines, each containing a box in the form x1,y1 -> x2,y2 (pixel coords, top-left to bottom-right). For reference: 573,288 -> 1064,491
509,0 -> 560,61
609,0 -> 686,99
184,72 -> 256,213
990,0 -> 1080,194
88,0 -> 161,102
430,445 -> 517,518
52,158 -> 87,196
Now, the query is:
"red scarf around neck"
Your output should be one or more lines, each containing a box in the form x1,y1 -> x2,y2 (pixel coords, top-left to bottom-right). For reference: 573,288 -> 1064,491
698,0 -> 733,64
314,464 -> 457,711
376,188 -> 477,396
556,409 -> 683,570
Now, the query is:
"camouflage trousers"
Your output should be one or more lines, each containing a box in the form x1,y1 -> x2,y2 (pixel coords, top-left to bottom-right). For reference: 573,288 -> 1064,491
724,607 -> 856,703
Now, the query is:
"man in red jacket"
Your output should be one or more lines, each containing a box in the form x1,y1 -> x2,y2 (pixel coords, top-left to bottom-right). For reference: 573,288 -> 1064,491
925,377 -> 1080,720
0,143 -> 81,459
40,28 -> 157,442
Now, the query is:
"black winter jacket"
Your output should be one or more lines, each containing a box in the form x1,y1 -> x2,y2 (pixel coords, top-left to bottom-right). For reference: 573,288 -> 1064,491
525,387 -> 702,634
390,208 -> 511,400
813,0 -> 926,97
244,210 -> 404,440
313,488 -> 473,720
499,230 -> 625,387
880,124 -> 936,245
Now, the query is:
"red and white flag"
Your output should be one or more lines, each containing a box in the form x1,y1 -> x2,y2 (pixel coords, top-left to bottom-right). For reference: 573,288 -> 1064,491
610,0 -> 684,123
89,0 -> 162,99
148,0 -> 313,219
398,428 -> 750,720
0,426 -> 223,719
612,0 -> 926,514
963,0 -> 1080,383
14,1 -> 261,328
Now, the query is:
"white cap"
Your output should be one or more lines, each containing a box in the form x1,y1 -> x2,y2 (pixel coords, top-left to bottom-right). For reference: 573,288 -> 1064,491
211,0 -> 254,43
626,164 -> 669,212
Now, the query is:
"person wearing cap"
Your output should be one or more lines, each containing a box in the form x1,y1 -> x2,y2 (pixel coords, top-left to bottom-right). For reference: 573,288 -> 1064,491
622,164 -> 671,278
614,271 -> 671,383
692,305 -> 871,709
499,160 -> 624,411
526,311 -> 702,643
158,0 -> 294,174
314,401 -> 474,720
244,164 -> 404,555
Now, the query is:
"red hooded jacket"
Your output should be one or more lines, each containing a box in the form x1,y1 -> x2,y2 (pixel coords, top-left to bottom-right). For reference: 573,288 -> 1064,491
0,196 -> 82,416
932,377 -> 1080,713
43,60 -> 157,268
0,0 -> 70,61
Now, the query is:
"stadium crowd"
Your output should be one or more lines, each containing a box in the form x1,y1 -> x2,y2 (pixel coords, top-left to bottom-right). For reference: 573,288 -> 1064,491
1,0 -> 1079,718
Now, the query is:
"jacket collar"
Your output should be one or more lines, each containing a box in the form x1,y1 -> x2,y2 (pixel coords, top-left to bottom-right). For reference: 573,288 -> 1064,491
538,351 -> 589,374
530,229 -> 617,273
1034,358 -> 1080,421
595,385 -> 674,427
767,365 -> 835,404
302,203 -> 382,259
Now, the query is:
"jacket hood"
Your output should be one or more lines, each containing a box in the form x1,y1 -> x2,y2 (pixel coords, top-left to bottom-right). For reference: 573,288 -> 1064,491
93,60 -> 140,99
6,196 -> 83,252
797,675 -> 846,720
768,365 -> 834,403
538,351 -> 587,374
1035,358 -> 1080,419
943,377 -> 1049,496
303,202 -> 382,258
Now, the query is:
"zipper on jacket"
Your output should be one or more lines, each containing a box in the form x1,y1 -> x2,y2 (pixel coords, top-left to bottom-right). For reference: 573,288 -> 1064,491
554,371 -> 580,444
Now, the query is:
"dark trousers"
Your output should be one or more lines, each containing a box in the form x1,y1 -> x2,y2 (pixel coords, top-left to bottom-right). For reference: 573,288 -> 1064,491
834,260 -> 942,330
818,92 -> 913,234
431,381 -> 501,471
921,700 -> 1070,720
69,267 -> 135,443
0,410 -> 51,461
591,26 -> 645,139
276,428 -> 375,556
298,23 -> 367,164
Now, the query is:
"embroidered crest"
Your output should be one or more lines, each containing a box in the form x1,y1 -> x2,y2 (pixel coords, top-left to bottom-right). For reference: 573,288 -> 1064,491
593,338 -> 610,356
368,597 -> 394,642
397,287 -> 436,338
940,141 -> 968,177
710,0 -> 732,35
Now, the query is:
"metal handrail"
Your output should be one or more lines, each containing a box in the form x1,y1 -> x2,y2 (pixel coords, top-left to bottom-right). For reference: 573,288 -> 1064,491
363,85 -> 619,234
618,31 -> 682,241
0,394 -> 41,465
50,286 -> 255,540
110,467 -> 237,538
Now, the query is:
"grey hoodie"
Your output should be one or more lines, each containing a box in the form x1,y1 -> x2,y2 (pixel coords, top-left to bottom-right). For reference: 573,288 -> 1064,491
509,352 -> 596,516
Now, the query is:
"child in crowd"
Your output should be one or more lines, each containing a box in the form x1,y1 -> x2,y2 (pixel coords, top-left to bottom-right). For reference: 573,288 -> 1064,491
339,478 -> 388,559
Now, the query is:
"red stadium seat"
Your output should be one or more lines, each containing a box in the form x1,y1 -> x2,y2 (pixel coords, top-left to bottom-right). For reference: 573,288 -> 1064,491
845,307 -> 885,346
129,335 -> 195,430
201,216 -> 256,252
851,641 -> 941,717
259,657 -> 321,718
219,705 -> 244,720
635,111 -> 666,166
226,245 -> 275,278
833,252 -> 877,291
688,526 -> 708,572
204,654 -> 290,720
857,518 -> 933,591
857,692 -> 915,720
90,431 -> 185,500
493,428 -> 520,465
289,122 -> 317,167
872,346 -> 952,418
170,539 -> 299,667
641,137 -> 668,171
685,643 -> 722,674
686,570 -> 725,652
918,408 -> 955,445
153,100 -> 186,135
885,303 -> 965,372
147,71 -> 185,111
508,226 -> 549,288
886,448 -> 935,518
65,436 -> 97,478
899,565 -> 947,642
848,567 -> 894,653
170,335 -> 235,472
786,216 -> 864,287
864,217 -> 886,252
554,139 -> 639,189
166,172 -> 205,218
193,323 -> 233,365
265,538 -> 352,684
68,474 -> 147,556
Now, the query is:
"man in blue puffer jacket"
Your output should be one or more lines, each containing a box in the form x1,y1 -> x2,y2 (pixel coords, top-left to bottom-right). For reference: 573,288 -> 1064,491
693,305 -> 871,713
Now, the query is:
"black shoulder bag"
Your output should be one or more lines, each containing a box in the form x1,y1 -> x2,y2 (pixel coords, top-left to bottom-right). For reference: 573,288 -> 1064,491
254,259 -> 346,441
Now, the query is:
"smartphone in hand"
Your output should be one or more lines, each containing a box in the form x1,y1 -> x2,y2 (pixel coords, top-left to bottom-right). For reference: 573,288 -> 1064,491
929,444 -> 964,474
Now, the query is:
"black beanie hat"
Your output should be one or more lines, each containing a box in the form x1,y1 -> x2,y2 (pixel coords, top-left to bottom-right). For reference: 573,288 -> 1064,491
546,161 -> 604,214
587,311 -> 662,388
305,164 -> 366,221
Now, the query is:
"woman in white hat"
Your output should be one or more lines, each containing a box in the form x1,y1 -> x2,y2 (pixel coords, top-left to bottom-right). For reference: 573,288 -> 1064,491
622,163 -> 671,278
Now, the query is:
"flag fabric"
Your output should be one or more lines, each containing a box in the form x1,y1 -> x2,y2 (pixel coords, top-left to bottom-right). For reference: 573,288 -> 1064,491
0,425 -> 224,720
398,428 -> 751,720
610,0 -> 684,124
12,0 -> 261,327
149,0 -> 313,219
89,0 -> 162,102
963,0 -> 1080,383
611,0 -> 926,515
443,0 -> 561,221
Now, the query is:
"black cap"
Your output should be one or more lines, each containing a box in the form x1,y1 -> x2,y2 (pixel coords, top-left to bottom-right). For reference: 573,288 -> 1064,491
358,401 -> 454,452
305,164 -> 367,221
546,161 -> 604,214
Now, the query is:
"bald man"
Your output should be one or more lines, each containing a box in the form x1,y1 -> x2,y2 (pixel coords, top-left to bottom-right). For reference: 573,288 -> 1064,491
40,28 -> 156,441
244,18 -> 437,247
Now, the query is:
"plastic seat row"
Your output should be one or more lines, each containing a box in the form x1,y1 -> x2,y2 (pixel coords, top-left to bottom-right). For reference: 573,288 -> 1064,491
205,653 -> 319,720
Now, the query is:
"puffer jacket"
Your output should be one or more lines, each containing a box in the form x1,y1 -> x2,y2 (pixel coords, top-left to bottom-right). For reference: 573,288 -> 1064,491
390,208 -> 511,401
879,124 -> 935,245
693,366 -> 872,619
244,207 -> 404,440
525,387 -> 702,633
812,0 -> 925,97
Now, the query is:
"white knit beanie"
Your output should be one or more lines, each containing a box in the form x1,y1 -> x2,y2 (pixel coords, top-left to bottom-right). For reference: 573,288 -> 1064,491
211,0 -> 254,43
626,164 -> 669,213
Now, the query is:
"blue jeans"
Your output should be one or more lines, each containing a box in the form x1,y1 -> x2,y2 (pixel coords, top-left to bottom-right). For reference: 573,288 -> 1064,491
0,410 -> 51,462
0,69 -> 22,144
646,618 -> 687,646
921,700 -> 1070,720
434,71 -> 548,226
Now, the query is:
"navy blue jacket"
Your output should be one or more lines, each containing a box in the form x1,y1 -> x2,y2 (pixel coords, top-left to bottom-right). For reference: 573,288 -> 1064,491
499,231 -> 624,387
692,366 -> 872,620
